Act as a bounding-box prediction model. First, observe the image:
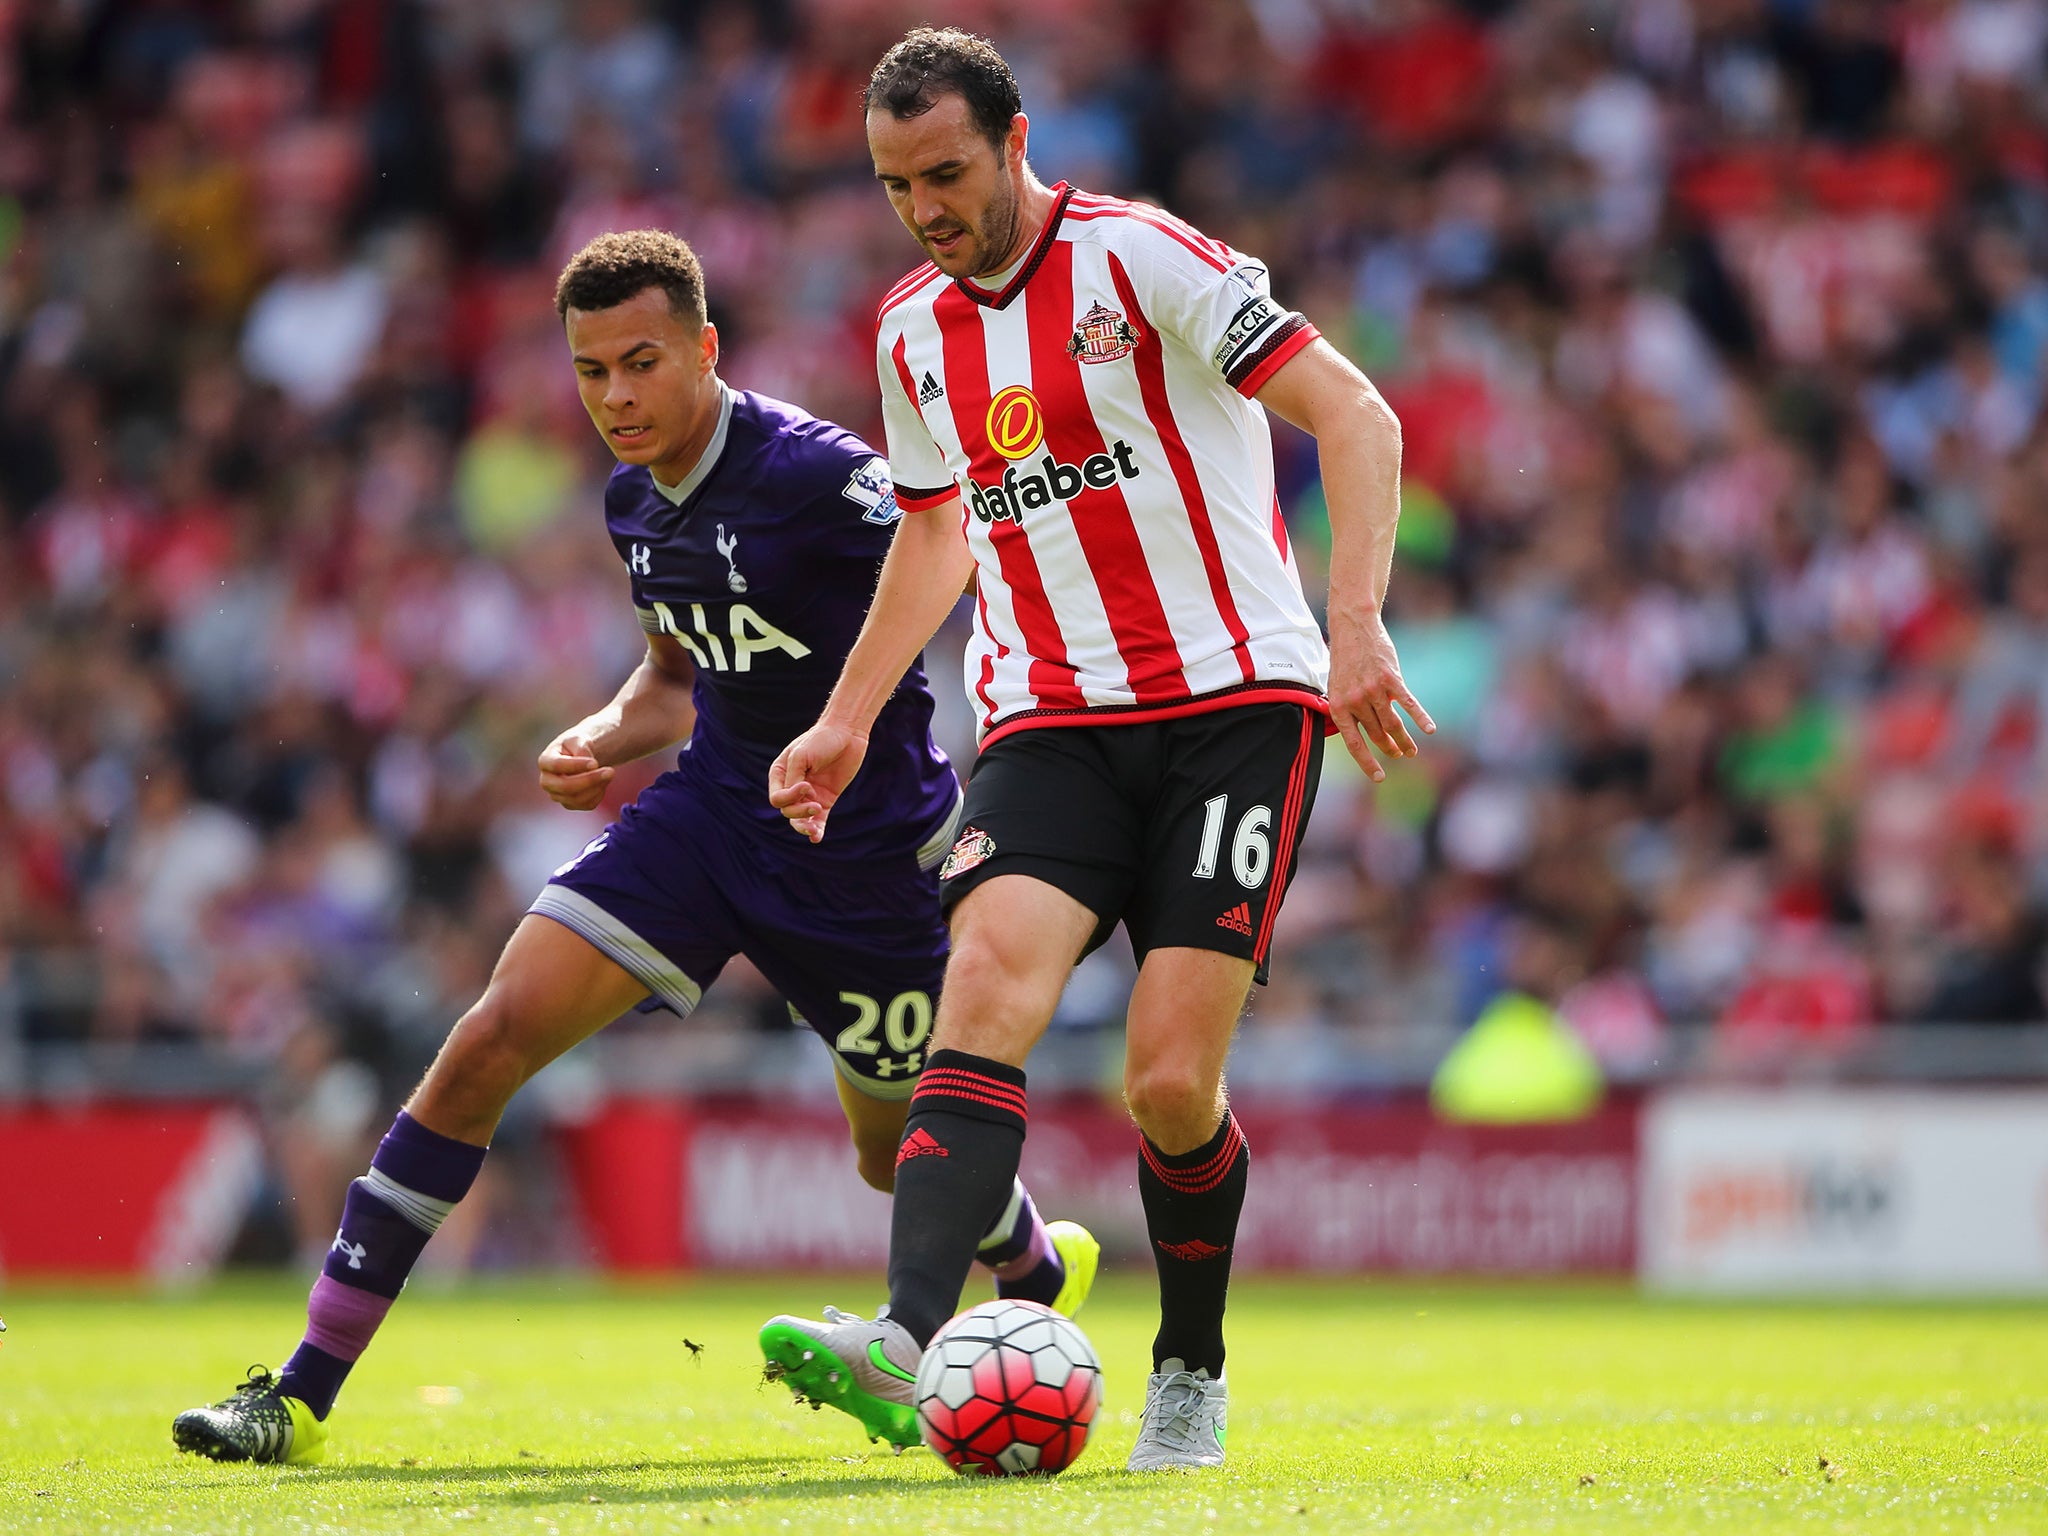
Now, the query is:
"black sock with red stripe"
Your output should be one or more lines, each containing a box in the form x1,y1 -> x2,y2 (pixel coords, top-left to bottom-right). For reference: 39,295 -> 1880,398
1138,1110 -> 1249,1377
886,1049 -> 1029,1348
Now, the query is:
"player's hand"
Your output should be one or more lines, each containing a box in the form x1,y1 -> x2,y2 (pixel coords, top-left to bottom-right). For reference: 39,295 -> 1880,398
538,729 -> 614,811
769,720 -> 871,843
1327,606 -> 1434,782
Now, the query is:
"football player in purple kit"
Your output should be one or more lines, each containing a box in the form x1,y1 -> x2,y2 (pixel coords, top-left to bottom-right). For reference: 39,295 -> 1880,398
171,230 -> 1098,1467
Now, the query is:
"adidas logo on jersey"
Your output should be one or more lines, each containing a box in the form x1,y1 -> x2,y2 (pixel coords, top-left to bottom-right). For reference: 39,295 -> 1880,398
966,441 -> 1142,525
896,1127 -> 950,1166
1215,902 -> 1253,936
918,370 -> 944,404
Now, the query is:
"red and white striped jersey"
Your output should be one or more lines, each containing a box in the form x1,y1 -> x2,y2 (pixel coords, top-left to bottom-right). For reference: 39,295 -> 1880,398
876,183 -> 1331,746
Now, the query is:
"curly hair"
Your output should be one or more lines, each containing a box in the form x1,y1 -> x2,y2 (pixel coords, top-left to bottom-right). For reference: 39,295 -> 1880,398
863,27 -> 1021,148
554,230 -> 706,323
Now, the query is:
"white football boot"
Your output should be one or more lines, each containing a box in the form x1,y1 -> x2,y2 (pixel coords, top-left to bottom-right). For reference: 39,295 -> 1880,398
1127,1358 -> 1228,1470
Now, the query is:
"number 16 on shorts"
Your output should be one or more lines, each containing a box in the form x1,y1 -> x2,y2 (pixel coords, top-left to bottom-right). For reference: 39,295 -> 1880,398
1193,795 -> 1271,888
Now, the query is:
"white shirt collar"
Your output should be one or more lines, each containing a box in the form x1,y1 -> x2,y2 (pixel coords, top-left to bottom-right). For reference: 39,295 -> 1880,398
649,383 -> 736,506
966,245 -> 1031,297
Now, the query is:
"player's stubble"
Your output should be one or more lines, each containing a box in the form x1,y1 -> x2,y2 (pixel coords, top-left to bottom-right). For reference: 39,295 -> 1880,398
931,159 -> 1021,280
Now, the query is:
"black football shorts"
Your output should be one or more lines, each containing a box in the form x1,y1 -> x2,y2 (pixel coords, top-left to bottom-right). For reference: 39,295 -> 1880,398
935,703 -> 1324,984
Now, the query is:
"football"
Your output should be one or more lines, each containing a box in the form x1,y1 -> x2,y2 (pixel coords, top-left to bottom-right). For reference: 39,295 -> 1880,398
912,1298 -> 1104,1475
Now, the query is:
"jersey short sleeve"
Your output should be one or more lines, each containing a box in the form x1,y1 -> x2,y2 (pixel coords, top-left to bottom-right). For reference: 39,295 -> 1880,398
766,414 -> 909,566
824,444 -> 903,557
1120,221 -> 1320,398
875,330 -> 958,512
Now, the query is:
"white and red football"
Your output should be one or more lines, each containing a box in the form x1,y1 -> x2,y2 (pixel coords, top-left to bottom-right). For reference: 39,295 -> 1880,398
912,1298 -> 1104,1476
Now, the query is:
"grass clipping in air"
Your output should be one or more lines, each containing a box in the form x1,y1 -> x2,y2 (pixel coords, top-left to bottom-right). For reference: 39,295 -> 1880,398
1,1275 -> 2042,1533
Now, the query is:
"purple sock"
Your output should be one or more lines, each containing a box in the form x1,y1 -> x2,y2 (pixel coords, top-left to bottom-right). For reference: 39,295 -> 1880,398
277,1111 -> 487,1419
977,1179 -> 1066,1307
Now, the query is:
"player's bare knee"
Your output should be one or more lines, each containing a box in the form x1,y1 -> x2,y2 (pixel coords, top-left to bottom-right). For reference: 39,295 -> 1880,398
935,934 -> 1002,1008
431,996 -> 537,1108
930,939 -> 1018,1030
1123,1063 -> 1223,1149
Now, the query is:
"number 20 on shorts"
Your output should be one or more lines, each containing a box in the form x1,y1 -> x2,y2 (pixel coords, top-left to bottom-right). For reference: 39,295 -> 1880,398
835,990 -> 935,1056
1193,795 -> 1271,888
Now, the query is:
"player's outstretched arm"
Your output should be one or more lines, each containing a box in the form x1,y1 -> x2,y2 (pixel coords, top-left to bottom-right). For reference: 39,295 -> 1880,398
537,633 -> 697,810
1256,338 -> 1435,782
770,500 -> 975,841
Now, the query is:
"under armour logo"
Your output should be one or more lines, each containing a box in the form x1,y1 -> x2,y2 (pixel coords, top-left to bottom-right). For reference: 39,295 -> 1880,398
715,524 -> 747,593
874,1052 -> 922,1079
629,543 -> 653,576
331,1236 -> 367,1270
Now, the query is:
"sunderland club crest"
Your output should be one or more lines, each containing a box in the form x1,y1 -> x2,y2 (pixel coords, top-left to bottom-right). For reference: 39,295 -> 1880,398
939,825 -> 996,882
1067,301 -> 1138,364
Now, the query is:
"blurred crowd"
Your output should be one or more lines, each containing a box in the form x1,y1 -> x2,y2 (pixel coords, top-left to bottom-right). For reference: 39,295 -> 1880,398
3,0 -> 2047,1174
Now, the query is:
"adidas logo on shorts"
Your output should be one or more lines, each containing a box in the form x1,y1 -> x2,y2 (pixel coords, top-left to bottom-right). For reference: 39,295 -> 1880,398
1215,902 -> 1253,936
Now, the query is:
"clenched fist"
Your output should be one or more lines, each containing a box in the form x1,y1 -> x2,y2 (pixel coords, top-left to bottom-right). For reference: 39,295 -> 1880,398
768,719 -> 870,843
538,729 -> 615,811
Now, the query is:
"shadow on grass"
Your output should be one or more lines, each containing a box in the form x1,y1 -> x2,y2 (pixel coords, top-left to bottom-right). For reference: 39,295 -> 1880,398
286,1452 -> 1133,1509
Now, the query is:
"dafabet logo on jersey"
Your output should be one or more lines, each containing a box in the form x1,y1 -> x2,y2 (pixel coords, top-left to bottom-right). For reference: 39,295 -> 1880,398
986,386 -> 1045,460
968,384 -> 1142,525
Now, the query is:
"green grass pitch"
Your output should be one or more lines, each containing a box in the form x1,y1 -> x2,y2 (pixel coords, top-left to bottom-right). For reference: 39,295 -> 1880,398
1,1275 -> 2042,1533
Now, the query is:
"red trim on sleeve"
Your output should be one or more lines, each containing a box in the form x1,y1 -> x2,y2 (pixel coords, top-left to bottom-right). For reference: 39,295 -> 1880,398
885,332 -> 953,511
895,485 -> 958,513
1235,321 -> 1321,398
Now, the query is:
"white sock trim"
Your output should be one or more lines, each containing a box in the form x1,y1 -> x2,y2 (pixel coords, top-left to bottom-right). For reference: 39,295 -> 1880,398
977,1177 -> 1027,1253
361,1166 -> 458,1235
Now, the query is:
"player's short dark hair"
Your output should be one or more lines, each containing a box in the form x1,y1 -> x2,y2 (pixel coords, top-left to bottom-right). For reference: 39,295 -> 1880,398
555,230 -> 706,325
863,27 -> 1021,148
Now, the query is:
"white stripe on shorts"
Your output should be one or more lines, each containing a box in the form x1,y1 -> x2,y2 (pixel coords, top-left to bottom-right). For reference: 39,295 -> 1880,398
528,885 -> 704,1017
915,784 -> 966,873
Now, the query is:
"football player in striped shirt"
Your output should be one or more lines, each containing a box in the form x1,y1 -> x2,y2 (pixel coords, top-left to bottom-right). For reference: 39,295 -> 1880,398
759,29 -> 1433,1469
172,230 -> 1096,1466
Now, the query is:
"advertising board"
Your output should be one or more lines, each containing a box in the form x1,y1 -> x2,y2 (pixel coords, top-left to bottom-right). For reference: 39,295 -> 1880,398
1642,1089 -> 2048,1292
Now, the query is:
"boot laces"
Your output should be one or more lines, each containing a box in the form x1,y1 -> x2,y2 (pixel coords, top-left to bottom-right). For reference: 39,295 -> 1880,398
234,1366 -> 280,1398
1147,1372 -> 1213,1450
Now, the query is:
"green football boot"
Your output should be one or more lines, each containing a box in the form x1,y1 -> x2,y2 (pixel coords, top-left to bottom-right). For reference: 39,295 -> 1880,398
759,1306 -> 921,1450
1045,1220 -> 1101,1318
173,1366 -> 328,1465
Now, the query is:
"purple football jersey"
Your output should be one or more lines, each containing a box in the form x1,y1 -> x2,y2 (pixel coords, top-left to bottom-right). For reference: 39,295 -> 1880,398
604,386 -> 960,873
